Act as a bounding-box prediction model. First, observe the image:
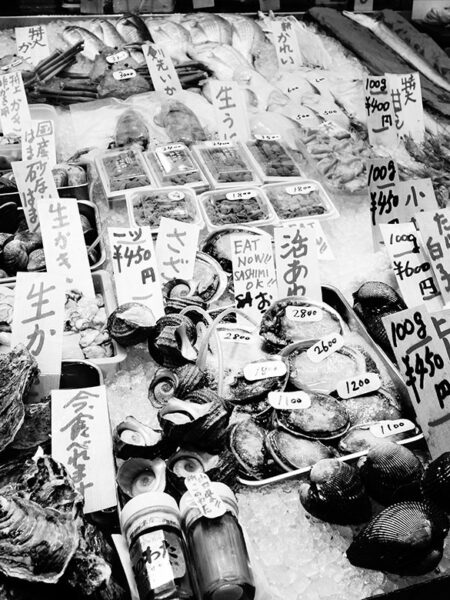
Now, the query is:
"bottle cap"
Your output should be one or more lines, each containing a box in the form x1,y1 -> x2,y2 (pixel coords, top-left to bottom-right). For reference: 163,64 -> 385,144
179,481 -> 238,522
120,491 -> 179,531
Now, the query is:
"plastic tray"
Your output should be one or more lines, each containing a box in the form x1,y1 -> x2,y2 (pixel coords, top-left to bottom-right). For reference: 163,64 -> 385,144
144,143 -> 209,192
95,147 -> 154,200
244,137 -> 306,183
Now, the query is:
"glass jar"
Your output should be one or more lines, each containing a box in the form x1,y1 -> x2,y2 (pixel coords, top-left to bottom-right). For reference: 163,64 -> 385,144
180,482 -> 256,600
120,491 -> 194,600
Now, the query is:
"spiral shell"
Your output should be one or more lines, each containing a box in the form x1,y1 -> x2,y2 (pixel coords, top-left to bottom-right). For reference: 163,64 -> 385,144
116,457 -> 166,499
148,314 -> 197,367
107,303 -> 155,347
113,416 -> 167,460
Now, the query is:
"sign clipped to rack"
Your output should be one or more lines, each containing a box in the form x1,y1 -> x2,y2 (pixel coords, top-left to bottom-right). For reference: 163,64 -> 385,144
142,44 -> 182,96
15,25 -> 50,67
210,80 -> 250,142
0,71 -> 31,136
271,18 -> 302,71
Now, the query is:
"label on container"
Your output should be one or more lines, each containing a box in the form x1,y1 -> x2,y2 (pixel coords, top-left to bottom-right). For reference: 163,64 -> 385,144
306,332 -> 344,364
226,190 -> 256,201
106,50 -> 129,64
185,473 -> 227,518
161,143 -> 185,153
168,190 -> 185,201
268,391 -> 311,410
243,360 -> 287,381
285,306 -> 323,322
218,329 -> 252,344
370,419 -> 416,439
209,140 -> 233,148
113,69 -> 136,81
336,373 -> 382,400
286,183 -> 316,195
255,134 -> 281,141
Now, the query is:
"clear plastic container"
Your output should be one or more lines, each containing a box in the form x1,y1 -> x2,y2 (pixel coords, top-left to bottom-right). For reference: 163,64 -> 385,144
95,147 -> 154,200
244,136 -> 305,182
192,141 -> 260,189
198,187 -> 276,232
126,186 -> 204,233
145,143 -> 209,192
263,179 -> 339,224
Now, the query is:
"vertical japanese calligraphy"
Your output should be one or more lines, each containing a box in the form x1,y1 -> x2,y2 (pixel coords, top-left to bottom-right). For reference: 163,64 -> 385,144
368,158 -> 400,246
51,385 -> 117,513
37,197 -> 95,298
386,73 -> 425,143
108,226 -> 164,319
0,71 -> 31,136
15,25 -> 50,66
209,80 -> 250,142
21,119 -> 56,167
271,18 -> 302,71
155,217 -> 200,283
383,306 -> 450,458
142,44 -> 182,96
416,209 -> 450,306
364,75 -> 398,148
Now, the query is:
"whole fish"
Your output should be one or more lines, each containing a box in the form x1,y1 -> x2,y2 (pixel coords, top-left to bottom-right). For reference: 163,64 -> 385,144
92,19 -> 126,48
116,14 -> 153,44
182,13 -> 232,46
219,13 -> 267,63
145,18 -> 192,64
62,26 -> 105,61
344,11 -> 450,94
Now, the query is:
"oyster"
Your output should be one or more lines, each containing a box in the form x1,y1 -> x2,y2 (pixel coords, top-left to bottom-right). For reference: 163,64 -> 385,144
266,429 -> 336,472
275,392 -> 350,440
229,418 -> 269,479
338,422 -> 414,454
26,248 -> 46,271
113,415 -> 168,460
107,302 -> 156,346
2,239 -> 28,275
299,459 -> 372,524
14,230 -> 42,254
359,442 -> 423,506
148,313 -> 198,367
420,452 -> 450,512
201,226 -> 264,274
116,457 -> 166,499
10,400 -> 51,450
340,389 -> 402,426
346,501 -> 449,575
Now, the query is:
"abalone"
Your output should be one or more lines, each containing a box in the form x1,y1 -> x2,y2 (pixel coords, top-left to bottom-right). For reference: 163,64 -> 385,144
266,429 -> 336,472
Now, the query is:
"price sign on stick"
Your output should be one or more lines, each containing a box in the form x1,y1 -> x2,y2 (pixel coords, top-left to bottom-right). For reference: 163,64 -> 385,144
0,71 -> 31,136
386,72 -> 425,143
364,75 -> 398,148
15,25 -> 50,67
210,80 -> 250,142
368,158 -> 400,247
383,306 -> 450,458
142,44 -> 182,96
155,217 -> 199,283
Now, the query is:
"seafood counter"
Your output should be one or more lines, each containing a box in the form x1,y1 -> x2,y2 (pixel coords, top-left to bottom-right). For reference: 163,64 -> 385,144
1,7 -> 450,600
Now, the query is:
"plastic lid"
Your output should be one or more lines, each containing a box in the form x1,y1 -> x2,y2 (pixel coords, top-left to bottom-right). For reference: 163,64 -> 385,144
120,492 -> 179,530
179,482 -> 237,520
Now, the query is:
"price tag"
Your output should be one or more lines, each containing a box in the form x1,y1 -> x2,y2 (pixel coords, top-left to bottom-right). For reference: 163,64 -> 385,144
113,69 -> 136,81
210,80 -> 250,142
268,390 -> 311,410
21,119 -> 56,168
161,144 -> 184,152
274,225 -> 321,302
106,50 -> 129,64
218,329 -> 252,344
52,385 -> 117,513
185,473 -> 227,518
0,72 -> 31,136
303,97 -> 349,130
226,189 -> 255,201
415,208 -> 450,306
306,332 -> 344,364
370,419 -> 416,438
155,217 -> 199,283
285,306 -> 323,322
354,0 -> 374,10
255,134 -> 281,141
243,359 -> 287,381
108,225 -> 164,319
12,158 -> 59,233
368,158 -> 400,247
231,233 -> 278,327
37,197 -> 95,298
210,141 -> 233,148
15,25 -> 50,67
271,18 -> 303,71
286,183 -> 316,195
364,75 -> 398,149
380,222 -> 443,313
386,72 -> 425,144
336,373 -> 382,399
142,44 -> 182,96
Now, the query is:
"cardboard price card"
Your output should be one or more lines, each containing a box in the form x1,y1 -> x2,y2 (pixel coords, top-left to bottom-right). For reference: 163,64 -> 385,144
155,217 -> 200,283
272,18 -> 303,71
108,226 -> 164,319
386,72 -> 425,144
0,71 -> 31,136
209,80 -> 250,143
368,158 -> 400,246
364,75 -> 398,148
52,385 -> 117,513
21,119 -> 56,167
142,44 -> 182,96
15,25 -> 50,67
383,306 -> 450,458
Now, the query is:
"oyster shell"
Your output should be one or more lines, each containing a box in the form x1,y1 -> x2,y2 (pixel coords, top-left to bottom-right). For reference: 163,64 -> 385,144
14,230 -> 42,254
229,418 -> 268,479
420,452 -> 450,512
107,302 -> 156,346
26,248 -> 46,271
299,458 -> 372,524
338,422 -> 413,454
340,389 -> 402,426
346,501 -> 449,575
116,457 -> 166,499
113,415 -> 168,460
148,313 -> 198,367
10,400 -> 51,450
266,429 -> 336,472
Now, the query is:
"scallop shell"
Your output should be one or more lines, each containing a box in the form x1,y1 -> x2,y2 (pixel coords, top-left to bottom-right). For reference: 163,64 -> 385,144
341,389 -> 402,426
420,452 -> 450,512
346,501 -> 449,575
338,422 -> 413,454
229,418 -> 268,479
148,313 -> 197,367
116,457 -> 166,499
266,429 -> 336,472
113,415 -> 167,460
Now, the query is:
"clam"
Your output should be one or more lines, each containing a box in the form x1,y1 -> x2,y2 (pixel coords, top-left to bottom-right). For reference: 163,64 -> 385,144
338,422 -> 414,455
358,442 -> 423,506
148,313 -> 198,367
107,303 -> 156,347
229,418 -> 269,479
266,429 -> 336,472
116,457 -> 166,499
420,452 -> 450,512
2,240 -> 28,275
113,416 -> 168,460
275,392 -> 350,440
346,501 -> 449,575
14,230 -> 42,254
299,458 -> 372,525
340,389 -> 402,426
26,248 -> 46,271
148,364 -> 206,409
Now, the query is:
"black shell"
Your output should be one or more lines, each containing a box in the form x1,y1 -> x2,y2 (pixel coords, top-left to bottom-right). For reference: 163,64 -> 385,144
346,501 -> 449,575
266,429 -> 336,472
148,313 -> 197,367
0,202 -> 19,234
107,302 -> 156,346
14,230 -> 42,254
299,458 -> 372,525
229,418 -> 268,479
359,442 -> 423,506
420,452 -> 450,512
26,248 -> 46,272
148,364 -> 207,409
2,240 -> 28,275
112,415 -> 171,460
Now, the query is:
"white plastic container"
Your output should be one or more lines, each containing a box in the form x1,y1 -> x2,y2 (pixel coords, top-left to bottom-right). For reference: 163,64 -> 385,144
95,147 -> 154,200
192,141 -> 260,189
144,143 -> 209,192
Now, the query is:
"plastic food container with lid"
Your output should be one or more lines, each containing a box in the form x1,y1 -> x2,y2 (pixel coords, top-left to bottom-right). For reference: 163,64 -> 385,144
244,135 -> 305,182
263,179 -> 339,224
144,142 -> 209,192
198,186 -> 276,232
95,147 -> 154,200
191,141 -> 260,189
126,186 -> 204,233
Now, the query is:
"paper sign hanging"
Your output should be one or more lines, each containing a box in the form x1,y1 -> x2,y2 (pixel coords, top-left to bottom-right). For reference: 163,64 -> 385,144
15,25 -> 50,67
21,119 -> 56,167
368,158 -> 400,247
386,72 -> 425,143
364,75 -> 398,148
209,80 -> 250,143
380,222 -> 443,313
108,225 -> 164,319
231,233 -> 278,327
383,306 -> 450,458
142,44 -> 182,96
37,197 -> 95,298
0,71 -> 31,136
155,217 -> 199,283
271,18 -> 302,71
12,158 -> 59,233
274,224 -> 321,302
51,385 -> 117,513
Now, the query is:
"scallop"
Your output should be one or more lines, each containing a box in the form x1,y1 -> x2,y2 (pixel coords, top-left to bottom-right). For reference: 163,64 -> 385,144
116,457 -> 166,499
265,429 -> 336,472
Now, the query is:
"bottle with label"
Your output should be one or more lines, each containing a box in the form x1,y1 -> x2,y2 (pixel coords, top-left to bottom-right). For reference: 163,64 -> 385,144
120,492 -> 194,600
180,482 -> 256,600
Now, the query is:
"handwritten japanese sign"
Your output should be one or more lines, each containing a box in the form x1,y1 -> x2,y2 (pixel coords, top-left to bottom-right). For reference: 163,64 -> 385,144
364,75 -> 398,148
271,18 -> 302,71
142,44 -> 182,97
386,73 -> 425,143
15,25 -> 50,67
155,217 -> 199,283
380,222 -> 443,313
231,233 -> 278,327
21,119 -> 56,167
209,80 -> 250,142
12,158 -> 59,233
108,226 -> 164,319
383,306 -> 450,458
0,71 -> 30,136
368,158 -> 400,246
274,225 -> 321,301
185,473 -> 227,519
416,209 -> 450,306
52,385 -> 117,513
37,197 -> 95,298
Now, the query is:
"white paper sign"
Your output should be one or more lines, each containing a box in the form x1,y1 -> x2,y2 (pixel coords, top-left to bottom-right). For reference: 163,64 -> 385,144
336,373 -> 381,399
368,158 -> 400,247
268,390 -> 311,410
142,44 -> 182,96
210,80 -> 250,142
243,359 -> 287,381
386,72 -> 425,143
108,226 -> 164,319
155,217 -> 199,283
185,473 -> 227,518
37,197 -> 95,298
306,332 -> 344,363
218,329 -> 252,344
15,25 -> 50,67
272,18 -> 303,71
21,119 -> 56,167
364,75 -> 398,148
52,385 -> 117,513
0,71 -> 31,136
